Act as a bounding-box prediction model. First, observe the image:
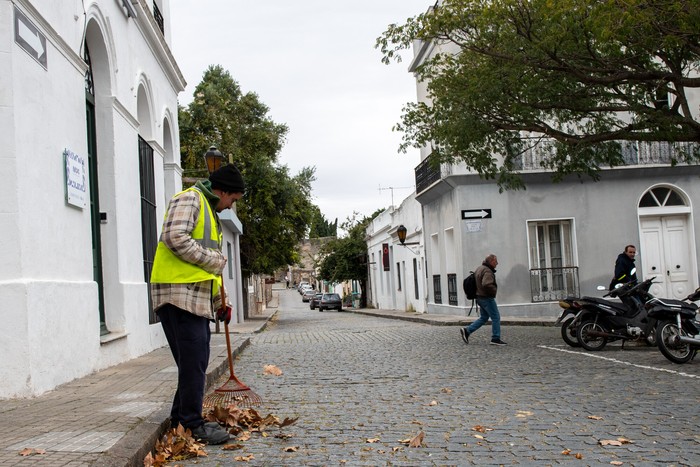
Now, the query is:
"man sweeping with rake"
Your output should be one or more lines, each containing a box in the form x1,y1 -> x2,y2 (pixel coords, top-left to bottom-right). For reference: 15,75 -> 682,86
150,163 -> 244,445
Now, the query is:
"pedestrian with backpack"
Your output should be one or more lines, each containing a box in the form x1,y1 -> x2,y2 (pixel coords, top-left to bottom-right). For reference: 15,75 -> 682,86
460,254 -> 507,346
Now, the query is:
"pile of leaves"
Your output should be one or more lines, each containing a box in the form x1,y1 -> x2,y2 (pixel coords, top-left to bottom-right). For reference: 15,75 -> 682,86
143,424 -> 206,466
143,406 -> 297,466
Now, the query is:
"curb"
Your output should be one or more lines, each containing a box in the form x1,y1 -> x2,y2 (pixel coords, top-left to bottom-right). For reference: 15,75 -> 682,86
101,309 -> 278,467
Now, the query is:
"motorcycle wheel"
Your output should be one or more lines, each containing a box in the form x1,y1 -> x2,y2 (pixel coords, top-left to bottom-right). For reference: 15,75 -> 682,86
656,320 -> 696,364
560,321 -> 580,348
577,320 -> 608,351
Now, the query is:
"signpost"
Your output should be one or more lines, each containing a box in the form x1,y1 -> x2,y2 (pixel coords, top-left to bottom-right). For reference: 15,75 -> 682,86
461,209 -> 492,220
14,6 -> 47,69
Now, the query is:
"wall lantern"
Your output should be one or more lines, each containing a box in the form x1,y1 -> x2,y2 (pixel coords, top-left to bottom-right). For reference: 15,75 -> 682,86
204,146 -> 224,175
396,224 -> 420,247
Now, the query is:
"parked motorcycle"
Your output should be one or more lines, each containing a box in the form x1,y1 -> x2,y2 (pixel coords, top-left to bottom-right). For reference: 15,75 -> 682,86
556,297 -> 583,347
646,288 -> 700,364
572,275 -> 657,351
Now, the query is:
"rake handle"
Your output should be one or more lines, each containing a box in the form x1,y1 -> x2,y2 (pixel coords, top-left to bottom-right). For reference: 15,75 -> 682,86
220,282 -> 235,379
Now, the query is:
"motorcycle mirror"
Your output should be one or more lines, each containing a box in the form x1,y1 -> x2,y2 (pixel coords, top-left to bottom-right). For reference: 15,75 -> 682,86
614,283 -> 624,289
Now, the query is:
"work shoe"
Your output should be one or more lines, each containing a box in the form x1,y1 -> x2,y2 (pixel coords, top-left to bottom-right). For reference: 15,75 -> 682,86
191,422 -> 230,445
490,339 -> 507,346
460,328 -> 470,344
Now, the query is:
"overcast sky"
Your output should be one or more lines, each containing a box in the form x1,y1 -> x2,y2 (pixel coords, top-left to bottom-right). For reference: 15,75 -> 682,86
170,1 -> 431,226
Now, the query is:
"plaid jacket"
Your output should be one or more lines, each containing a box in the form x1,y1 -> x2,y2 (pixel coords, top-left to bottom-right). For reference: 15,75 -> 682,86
150,187 -> 226,319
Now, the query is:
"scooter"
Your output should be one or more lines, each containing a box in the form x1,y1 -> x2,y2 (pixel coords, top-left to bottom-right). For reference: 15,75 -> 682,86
556,297 -> 583,348
572,275 -> 657,351
646,288 -> 700,364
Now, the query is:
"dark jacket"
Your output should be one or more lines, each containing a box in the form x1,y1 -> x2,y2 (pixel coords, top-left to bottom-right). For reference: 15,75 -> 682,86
609,252 -> 637,290
475,261 -> 497,298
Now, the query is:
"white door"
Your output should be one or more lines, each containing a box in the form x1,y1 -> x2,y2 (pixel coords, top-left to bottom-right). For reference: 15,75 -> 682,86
640,215 -> 691,299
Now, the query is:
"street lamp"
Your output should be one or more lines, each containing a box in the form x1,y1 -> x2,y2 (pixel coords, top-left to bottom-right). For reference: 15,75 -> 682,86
204,146 -> 224,175
397,224 -> 419,246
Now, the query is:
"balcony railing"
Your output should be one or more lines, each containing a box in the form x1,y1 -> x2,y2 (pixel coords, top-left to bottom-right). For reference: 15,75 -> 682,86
153,1 -> 164,35
530,266 -> 579,302
514,140 -> 700,171
415,156 -> 442,193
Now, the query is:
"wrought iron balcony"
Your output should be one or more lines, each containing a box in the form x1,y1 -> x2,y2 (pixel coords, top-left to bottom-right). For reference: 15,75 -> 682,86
415,156 -> 442,194
530,266 -> 579,302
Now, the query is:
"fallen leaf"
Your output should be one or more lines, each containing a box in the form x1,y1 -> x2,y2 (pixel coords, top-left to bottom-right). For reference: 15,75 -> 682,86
562,449 -> 571,455
575,453 -> 583,459
234,454 -> 255,461
440,388 -> 453,394
408,431 -> 425,448
18,448 -> 34,457
283,446 -> 299,452
599,440 -> 623,446
34,449 -> 46,455
471,425 -> 493,433
617,437 -> 633,444
428,400 -> 438,406
222,443 -> 244,451
474,434 -> 484,440
263,364 -> 283,376
610,462 -> 624,465
238,431 -> 251,442
588,415 -> 603,420
516,410 -> 533,417
366,438 -> 381,443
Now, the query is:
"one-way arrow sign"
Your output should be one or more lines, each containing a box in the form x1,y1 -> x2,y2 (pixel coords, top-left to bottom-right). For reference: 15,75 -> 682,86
14,6 -> 47,69
461,209 -> 492,220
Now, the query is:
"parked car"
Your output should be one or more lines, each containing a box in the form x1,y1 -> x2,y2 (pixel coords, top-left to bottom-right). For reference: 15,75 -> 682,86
319,293 -> 342,312
298,283 -> 313,295
302,289 -> 316,302
309,293 -> 323,310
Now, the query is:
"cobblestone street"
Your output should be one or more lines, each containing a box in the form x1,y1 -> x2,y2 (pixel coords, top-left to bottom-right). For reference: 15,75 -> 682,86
182,289 -> 700,466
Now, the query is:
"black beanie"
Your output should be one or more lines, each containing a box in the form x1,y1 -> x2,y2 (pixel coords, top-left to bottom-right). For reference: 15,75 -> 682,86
209,164 -> 245,193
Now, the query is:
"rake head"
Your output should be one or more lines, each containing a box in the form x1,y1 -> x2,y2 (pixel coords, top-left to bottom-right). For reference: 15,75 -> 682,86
202,376 -> 263,409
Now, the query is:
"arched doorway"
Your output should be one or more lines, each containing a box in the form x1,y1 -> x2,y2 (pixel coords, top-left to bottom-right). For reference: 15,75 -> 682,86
638,185 -> 697,299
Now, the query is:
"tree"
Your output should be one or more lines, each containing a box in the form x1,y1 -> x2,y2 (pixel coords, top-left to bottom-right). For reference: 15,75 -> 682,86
377,0 -> 700,189
308,207 -> 338,238
179,65 -> 316,277
317,212 -> 379,307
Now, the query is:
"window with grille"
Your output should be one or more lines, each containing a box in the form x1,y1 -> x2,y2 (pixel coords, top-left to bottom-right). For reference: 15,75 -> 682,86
527,219 -> 579,301
139,136 -> 158,322
447,273 -> 458,305
433,275 -> 442,304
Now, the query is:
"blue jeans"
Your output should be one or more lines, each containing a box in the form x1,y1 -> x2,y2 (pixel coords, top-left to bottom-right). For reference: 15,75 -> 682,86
467,297 -> 501,340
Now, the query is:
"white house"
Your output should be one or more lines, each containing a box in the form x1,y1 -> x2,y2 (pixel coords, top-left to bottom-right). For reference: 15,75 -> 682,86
0,0 -> 244,399
366,193 -> 427,313
406,3 -> 700,318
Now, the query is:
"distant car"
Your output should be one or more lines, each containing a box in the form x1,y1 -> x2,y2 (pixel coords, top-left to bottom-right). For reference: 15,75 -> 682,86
319,293 -> 342,312
302,289 -> 316,302
309,293 -> 323,310
298,283 -> 312,295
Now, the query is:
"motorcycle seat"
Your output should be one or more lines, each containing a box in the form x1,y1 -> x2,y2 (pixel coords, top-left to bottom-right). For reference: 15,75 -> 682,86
650,297 -> 698,312
580,296 -> 630,314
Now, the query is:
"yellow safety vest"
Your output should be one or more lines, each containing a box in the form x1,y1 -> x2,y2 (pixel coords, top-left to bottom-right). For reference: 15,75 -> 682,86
150,187 -> 222,291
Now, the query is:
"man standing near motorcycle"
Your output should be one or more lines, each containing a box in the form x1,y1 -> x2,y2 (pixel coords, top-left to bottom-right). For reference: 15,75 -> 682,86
609,245 -> 638,290
460,254 -> 507,346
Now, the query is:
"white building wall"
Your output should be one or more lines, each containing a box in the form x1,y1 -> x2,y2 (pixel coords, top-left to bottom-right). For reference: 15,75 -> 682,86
0,0 -> 189,398
366,194 -> 426,313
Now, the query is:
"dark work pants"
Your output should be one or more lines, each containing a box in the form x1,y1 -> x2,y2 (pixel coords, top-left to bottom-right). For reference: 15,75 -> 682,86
157,304 -> 211,429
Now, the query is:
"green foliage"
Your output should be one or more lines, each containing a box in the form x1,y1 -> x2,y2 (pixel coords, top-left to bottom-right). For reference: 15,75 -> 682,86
308,207 -> 338,238
377,0 -> 700,189
179,65 -> 316,276
317,213 -> 379,307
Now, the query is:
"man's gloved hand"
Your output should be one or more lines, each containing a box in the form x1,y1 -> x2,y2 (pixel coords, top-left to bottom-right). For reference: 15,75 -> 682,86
216,306 -> 232,325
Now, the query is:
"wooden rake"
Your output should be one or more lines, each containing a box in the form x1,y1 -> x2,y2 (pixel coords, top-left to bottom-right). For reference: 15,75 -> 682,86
202,283 -> 262,409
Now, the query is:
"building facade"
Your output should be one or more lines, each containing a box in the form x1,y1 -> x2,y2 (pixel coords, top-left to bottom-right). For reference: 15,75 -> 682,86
0,0 -> 244,398
366,193 -> 427,313
407,5 -> 700,318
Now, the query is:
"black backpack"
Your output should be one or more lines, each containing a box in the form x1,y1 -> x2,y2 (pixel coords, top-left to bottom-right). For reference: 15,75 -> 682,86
463,271 -> 477,315
463,272 -> 477,300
